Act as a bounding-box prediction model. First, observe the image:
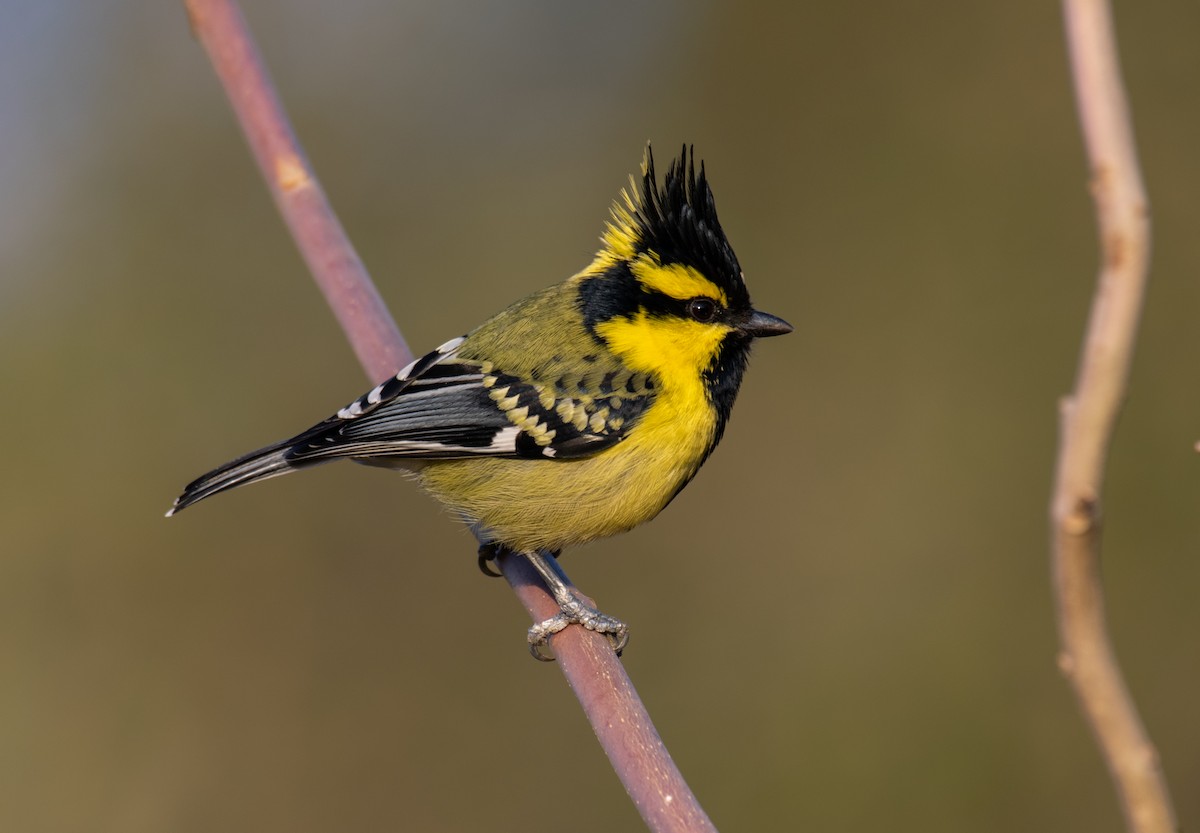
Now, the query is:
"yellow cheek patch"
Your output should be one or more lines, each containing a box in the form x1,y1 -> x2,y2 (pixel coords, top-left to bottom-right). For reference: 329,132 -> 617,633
595,311 -> 731,382
631,257 -> 728,305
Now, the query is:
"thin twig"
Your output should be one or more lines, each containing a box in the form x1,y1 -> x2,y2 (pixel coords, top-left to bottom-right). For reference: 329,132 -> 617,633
1053,2 -> 1176,831
183,2 -> 717,830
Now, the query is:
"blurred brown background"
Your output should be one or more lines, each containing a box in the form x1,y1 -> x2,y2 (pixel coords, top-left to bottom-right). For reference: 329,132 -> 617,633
2,2 -> 1197,831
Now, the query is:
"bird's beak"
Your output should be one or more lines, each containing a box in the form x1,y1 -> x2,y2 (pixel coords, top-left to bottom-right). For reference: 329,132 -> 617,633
739,309 -> 793,338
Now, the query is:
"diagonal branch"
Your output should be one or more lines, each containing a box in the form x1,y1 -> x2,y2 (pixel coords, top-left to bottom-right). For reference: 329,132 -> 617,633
183,2 -> 717,831
183,0 -> 410,382
1054,2 -> 1176,831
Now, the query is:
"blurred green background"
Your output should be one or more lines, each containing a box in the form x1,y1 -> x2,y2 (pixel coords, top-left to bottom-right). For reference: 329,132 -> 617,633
2,1 -> 1197,831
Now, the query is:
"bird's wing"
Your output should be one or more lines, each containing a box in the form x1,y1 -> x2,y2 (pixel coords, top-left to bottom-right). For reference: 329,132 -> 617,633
282,338 -> 655,464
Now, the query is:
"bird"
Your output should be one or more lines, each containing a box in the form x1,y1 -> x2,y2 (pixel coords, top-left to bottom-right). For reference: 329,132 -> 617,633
168,145 -> 792,659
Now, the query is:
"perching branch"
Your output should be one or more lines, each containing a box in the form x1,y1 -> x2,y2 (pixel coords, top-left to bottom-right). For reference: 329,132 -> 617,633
1053,2 -> 1176,832
183,2 -> 717,831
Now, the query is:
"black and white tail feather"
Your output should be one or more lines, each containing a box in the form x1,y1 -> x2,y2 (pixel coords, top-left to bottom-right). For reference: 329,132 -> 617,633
169,336 -> 474,516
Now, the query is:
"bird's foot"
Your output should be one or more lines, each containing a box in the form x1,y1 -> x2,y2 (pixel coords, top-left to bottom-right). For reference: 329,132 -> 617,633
484,548 -> 629,661
527,589 -> 629,662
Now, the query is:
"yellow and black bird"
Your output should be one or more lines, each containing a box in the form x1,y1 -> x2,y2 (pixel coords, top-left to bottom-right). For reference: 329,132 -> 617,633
169,145 -> 791,658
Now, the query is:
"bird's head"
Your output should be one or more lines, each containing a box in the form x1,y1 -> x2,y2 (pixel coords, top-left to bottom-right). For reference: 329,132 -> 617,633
577,145 -> 791,392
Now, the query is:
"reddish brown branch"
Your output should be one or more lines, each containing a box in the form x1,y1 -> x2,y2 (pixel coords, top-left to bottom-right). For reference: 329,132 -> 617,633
185,0 -> 410,382
1054,2 -> 1176,831
183,2 -> 717,830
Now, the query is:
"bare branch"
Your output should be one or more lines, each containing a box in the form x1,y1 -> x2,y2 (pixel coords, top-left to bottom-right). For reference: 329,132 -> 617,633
185,0 -> 410,382
1054,2 -> 1176,831
183,2 -> 717,830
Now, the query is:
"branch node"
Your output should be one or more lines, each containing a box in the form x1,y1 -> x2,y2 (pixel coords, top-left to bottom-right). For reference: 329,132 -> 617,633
274,153 -> 311,193
1062,494 -> 1100,536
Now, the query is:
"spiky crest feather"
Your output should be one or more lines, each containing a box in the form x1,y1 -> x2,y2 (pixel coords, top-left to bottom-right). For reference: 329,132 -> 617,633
600,145 -> 748,310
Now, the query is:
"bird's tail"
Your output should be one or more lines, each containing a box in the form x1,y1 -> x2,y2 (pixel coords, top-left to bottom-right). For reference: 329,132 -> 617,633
167,438 -> 308,516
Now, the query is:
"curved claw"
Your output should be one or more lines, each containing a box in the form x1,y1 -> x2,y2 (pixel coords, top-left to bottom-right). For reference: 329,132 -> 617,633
476,544 -> 504,578
529,639 -> 557,662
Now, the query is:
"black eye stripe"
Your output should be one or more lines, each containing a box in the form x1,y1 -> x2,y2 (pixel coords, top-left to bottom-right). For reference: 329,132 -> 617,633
640,290 -> 725,324
578,263 -> 726,341
637,288 -> 690,319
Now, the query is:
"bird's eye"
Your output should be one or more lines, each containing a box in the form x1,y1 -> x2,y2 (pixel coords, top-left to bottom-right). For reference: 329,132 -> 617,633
687,298 -> 719,323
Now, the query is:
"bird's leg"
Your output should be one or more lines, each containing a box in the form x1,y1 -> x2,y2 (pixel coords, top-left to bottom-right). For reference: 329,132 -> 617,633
521,550 -> 629,661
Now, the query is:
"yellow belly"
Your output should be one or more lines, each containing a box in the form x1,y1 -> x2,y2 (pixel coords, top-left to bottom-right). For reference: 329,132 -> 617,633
415,392 -> 716,553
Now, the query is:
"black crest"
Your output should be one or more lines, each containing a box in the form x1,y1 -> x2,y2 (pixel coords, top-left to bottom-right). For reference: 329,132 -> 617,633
619,145 -> 748,309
